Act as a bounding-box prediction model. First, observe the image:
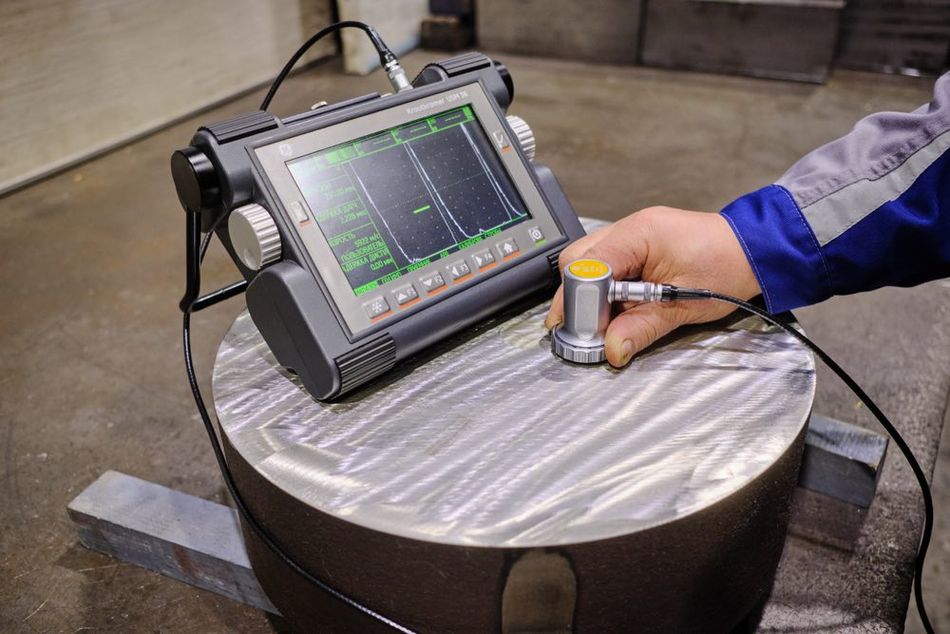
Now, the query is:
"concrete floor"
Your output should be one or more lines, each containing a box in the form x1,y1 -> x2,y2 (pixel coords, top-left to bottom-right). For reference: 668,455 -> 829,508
1,51 -> 947,632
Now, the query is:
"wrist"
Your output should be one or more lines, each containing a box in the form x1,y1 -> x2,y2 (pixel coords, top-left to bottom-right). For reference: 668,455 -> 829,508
715,214 -> 762,301
720,185 -> 833,313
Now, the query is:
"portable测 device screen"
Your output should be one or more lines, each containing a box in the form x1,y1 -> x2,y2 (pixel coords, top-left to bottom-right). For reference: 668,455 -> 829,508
287,105 -> 531,295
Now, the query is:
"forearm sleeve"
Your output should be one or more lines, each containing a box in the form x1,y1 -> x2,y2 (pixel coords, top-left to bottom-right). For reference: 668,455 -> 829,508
720,72 -> 950,313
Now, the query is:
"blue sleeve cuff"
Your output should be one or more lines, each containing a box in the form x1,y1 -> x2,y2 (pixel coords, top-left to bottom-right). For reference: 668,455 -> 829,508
719,184 -> 833,313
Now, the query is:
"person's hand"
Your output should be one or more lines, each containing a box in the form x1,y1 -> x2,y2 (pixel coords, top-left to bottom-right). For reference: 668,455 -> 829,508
544,207 -> 762,367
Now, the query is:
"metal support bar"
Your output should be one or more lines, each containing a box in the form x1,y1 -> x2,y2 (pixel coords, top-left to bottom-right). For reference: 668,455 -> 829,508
66,470 -> 278,614
800,413 -> 887,508
789,414 -> 889,550
65,415 -> 888,612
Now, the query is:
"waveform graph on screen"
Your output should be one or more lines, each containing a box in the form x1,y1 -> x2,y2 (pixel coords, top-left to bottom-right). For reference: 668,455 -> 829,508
346,142 -> 455,266
288,105 -> 532,294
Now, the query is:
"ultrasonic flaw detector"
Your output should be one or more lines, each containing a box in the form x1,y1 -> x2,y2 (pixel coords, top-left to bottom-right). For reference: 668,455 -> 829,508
172,53 -> 585,400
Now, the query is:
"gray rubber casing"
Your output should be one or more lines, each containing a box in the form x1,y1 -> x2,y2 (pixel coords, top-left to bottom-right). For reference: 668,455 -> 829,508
189,55 -> 585,399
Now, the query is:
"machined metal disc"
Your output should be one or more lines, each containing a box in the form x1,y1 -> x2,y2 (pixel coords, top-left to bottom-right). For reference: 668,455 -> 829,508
213,277 -> 814,631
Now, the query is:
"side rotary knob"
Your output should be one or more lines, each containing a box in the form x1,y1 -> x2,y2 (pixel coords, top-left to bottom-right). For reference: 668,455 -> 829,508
505,114 -> 536,161
228,203 -> 281,271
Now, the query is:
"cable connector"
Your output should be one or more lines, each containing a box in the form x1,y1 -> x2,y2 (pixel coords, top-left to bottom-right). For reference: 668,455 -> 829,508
608,280 -> 665,303
384,58 -> 412,92
607,281 -> 714,303
260,20 -> 406,111
660,285 -> 713,302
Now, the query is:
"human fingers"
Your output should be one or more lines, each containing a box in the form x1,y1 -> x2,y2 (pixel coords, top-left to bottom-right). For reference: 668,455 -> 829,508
544,284 -> 565,330
578,210 -> 654,284
603,302 -> 685,367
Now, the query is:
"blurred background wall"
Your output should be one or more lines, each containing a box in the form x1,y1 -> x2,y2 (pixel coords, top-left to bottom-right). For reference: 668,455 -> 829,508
0,0 -> 336,196
2,0 -> 947,197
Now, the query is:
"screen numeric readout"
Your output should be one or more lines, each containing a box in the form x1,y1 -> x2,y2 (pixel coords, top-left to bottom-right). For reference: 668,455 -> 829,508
287,105 -> 531,296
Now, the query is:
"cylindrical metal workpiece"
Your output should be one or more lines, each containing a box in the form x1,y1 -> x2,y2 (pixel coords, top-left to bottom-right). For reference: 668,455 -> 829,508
213,220 -> 817,632
552,259 -> 613,364
214,301 -> 816,633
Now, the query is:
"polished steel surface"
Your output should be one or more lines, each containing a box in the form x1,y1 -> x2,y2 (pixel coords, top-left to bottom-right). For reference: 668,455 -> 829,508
213,270 -> 815,548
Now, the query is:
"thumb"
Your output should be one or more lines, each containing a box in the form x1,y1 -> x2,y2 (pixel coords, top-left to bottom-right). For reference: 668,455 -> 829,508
544,284 -> 564,330
603,303 -> 683,367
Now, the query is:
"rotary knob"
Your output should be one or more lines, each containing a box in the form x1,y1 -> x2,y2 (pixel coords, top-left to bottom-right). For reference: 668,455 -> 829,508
505,114 -> 536,161
228,203 -> 281,271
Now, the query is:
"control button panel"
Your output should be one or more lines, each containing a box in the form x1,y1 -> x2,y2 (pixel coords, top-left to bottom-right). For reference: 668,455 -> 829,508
287,200 -> 310,224
497,237 -> 520,260
343,221 -> 558,330
472,249 -> 495,270
420,272 -> 446,294
393,284 -> 419,306
357,225 -> 544,326
491,130 -> 511,151
527,226 -> 545,243
364,296 -> 391,320
448,260 -> 471,281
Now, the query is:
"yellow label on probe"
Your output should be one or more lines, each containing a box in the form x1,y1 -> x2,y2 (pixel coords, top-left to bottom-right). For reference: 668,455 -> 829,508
568,259 -> 609,279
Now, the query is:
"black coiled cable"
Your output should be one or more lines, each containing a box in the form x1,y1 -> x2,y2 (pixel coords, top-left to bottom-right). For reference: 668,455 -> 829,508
259,20 -> 396,112
183,224 -> 416,633
670,287 -> 935,634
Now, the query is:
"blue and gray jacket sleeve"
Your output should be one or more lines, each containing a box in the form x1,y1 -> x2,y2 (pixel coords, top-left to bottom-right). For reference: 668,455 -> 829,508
720,72 -> 950,313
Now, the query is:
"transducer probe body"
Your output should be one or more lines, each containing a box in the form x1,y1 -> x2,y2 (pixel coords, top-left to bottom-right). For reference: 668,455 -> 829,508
551,259 -> 666,364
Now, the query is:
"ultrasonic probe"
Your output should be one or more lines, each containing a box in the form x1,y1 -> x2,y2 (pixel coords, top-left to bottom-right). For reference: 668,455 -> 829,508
552,258 -> 673,363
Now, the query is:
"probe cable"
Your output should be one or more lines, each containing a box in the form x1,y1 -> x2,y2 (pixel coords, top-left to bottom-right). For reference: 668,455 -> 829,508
665,286 -> 935,634
182,223 -> 416,633
259,20 -> 399,111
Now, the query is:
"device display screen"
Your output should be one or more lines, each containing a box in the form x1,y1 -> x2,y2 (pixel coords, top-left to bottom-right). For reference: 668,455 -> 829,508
287,105 -> 531,296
